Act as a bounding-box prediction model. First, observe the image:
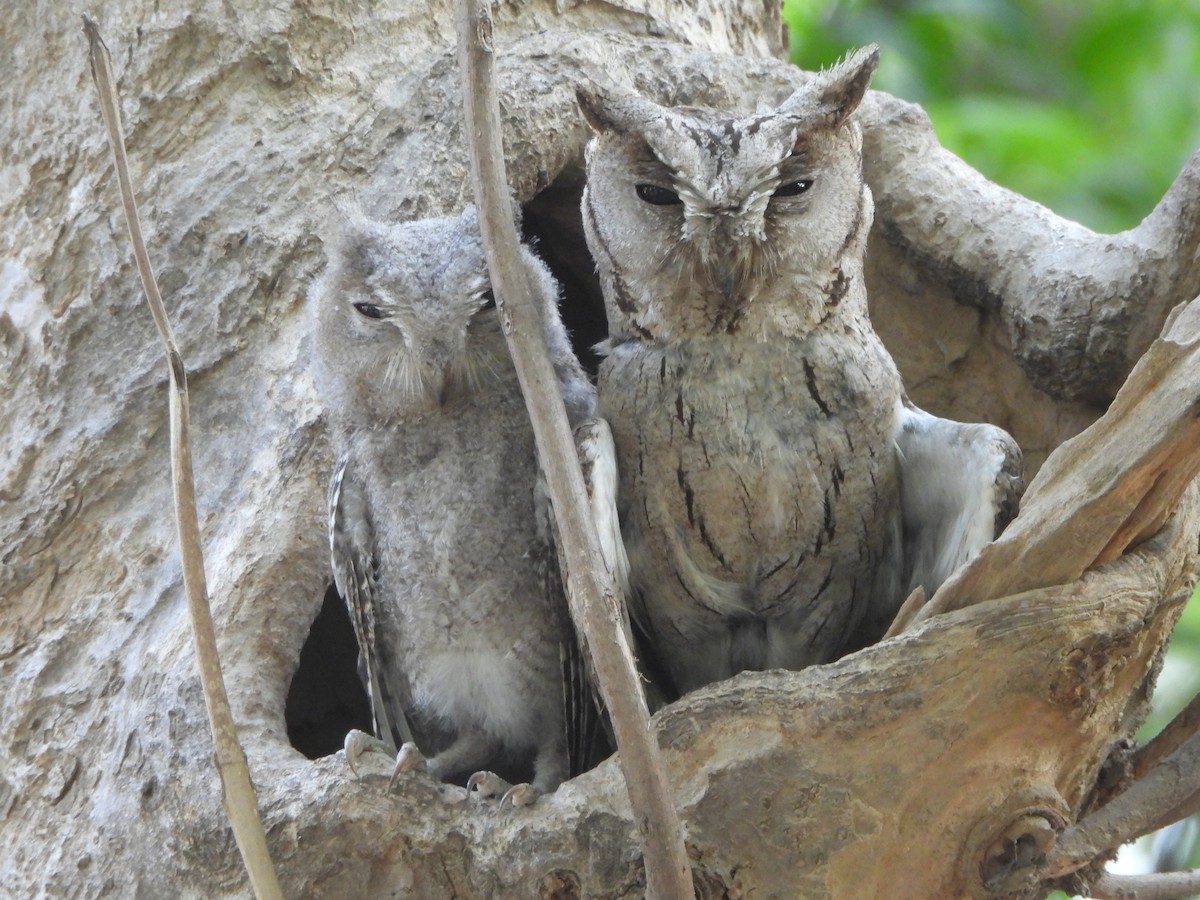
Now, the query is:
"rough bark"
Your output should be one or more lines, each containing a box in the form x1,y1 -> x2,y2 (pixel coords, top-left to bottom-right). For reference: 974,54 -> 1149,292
3,2 -> 1199,897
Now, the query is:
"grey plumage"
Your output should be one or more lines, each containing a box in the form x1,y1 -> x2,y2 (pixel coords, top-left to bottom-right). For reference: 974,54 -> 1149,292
312,206 -> 594,792
894,402 -> 1024,601
577,47 -> 1023,700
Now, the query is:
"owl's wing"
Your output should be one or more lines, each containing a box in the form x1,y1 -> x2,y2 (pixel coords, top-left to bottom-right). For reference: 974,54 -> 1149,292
571,417 -> 674,709
544,415 -> 650,768
894,399 -> 1025,598
560,616 -> 609,777
574,417 -> 631,604
328,452 -> 412,754
533,441 -> 612,776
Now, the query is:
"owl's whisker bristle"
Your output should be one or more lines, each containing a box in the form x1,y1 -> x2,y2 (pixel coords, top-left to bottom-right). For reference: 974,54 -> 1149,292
476,349 -> 504,387
382,347 -> 406,395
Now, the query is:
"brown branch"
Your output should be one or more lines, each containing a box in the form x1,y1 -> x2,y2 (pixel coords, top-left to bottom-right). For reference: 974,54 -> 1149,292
882,586 -> 924,640
82,17 -> 283,900
1044,730 -> 1200,879
1144,790 -> 1200,844
911,297 -> 1200,627
1132,691 -> 1200,781
1089,868 -> 1200,900
451,3 -> 693,899
861,94 -> 1200,404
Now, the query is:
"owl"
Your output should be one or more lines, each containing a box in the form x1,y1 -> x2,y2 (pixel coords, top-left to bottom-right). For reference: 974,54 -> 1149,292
576,47 -> 1023,700
311,206 -> 596,798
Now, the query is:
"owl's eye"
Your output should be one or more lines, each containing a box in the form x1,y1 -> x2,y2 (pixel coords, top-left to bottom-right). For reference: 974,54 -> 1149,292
635,184 -> 682,206
479,289 -> 496,311
353,302 -> 385,320
772,179 -> 814,198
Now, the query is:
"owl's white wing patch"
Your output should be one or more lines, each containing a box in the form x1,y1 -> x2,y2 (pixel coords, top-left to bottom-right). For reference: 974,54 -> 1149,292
329,451 -> 412,753
894,399 -> 1025,598
572,416 -> 674,709
574,417 -> 631,603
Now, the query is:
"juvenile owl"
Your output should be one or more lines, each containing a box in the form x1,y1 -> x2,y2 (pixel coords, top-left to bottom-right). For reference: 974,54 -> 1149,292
577,47 -> 1023,700
311,206 -> 595,798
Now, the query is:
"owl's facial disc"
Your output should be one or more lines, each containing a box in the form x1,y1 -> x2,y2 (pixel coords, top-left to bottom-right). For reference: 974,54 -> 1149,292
631,120 -> 820,303
393,283 -> 502,408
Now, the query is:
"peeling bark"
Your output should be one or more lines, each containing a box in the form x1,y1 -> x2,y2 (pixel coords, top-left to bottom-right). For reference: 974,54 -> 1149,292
3,2 -> 1199,897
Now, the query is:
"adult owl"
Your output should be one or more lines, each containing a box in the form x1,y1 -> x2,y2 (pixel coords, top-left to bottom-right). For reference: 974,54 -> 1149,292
576,47 -> 1023,700
311,206 -> 596,798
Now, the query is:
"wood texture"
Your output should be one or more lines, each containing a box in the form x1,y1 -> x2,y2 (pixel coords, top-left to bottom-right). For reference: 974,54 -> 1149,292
914,298 -> 1200,624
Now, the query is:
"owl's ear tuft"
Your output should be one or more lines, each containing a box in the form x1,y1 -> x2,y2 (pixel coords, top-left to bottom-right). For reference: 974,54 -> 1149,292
576,81 -> 664,136
780,43 -> 880,132
331,222 -> 384,282
458,201 -> 521,243
818,44 -> 879,125
458,204 -> 480,233
576,83 -> 613,134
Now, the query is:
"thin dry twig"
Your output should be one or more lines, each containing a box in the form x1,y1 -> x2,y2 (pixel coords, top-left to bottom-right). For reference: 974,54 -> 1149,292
83,17 -> 283,900
1089,868 -> 1200,900
452,3 -> 693,898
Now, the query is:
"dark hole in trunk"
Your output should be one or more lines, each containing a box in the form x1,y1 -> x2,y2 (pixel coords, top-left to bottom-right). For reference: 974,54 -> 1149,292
285,585 -> 372,759
521,167 -> 607,378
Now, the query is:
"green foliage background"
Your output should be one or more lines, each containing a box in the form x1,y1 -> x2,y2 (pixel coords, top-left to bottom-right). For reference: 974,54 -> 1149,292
782,0 -> 1200,880
784,0 -> 1200,234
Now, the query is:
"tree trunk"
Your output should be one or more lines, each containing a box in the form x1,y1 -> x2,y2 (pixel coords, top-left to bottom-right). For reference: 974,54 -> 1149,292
3,2 -> 1198,897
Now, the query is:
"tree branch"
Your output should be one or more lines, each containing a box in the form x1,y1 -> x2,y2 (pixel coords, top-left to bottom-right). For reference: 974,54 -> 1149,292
911,297 -> 1200,626
451,3 -> 693,898
1089,868 -> 1200,900
1044,730 -> 1200,878
861,93 -> 1200,404
1132,690 -> 1200,781
82,17 -> 283,900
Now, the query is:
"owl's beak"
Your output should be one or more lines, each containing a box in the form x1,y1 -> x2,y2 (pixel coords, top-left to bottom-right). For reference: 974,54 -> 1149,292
434,363 -> 454,406
419,359 -> 455,406
705,211 -> 762,304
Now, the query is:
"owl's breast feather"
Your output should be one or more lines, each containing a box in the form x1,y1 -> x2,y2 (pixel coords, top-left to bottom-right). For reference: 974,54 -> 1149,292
598,331 -> 902,606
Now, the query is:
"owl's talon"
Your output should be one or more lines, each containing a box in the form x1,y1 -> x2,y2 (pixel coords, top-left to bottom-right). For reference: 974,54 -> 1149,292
465,770 -> 511,801
498,782 -> 538,811
343,728 -> 390,779
345,730 -> 368,778
388,741 -> 427,792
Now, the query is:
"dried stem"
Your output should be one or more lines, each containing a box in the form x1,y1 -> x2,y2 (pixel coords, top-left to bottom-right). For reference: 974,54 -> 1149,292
83,17 -> 283,900
452,2 -> 693,898
1089,869 -> 1200,900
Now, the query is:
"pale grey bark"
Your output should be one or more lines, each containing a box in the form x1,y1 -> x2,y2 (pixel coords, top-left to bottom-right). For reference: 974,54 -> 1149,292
860,92 -> 1200,406
3,2 -> 1199,897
